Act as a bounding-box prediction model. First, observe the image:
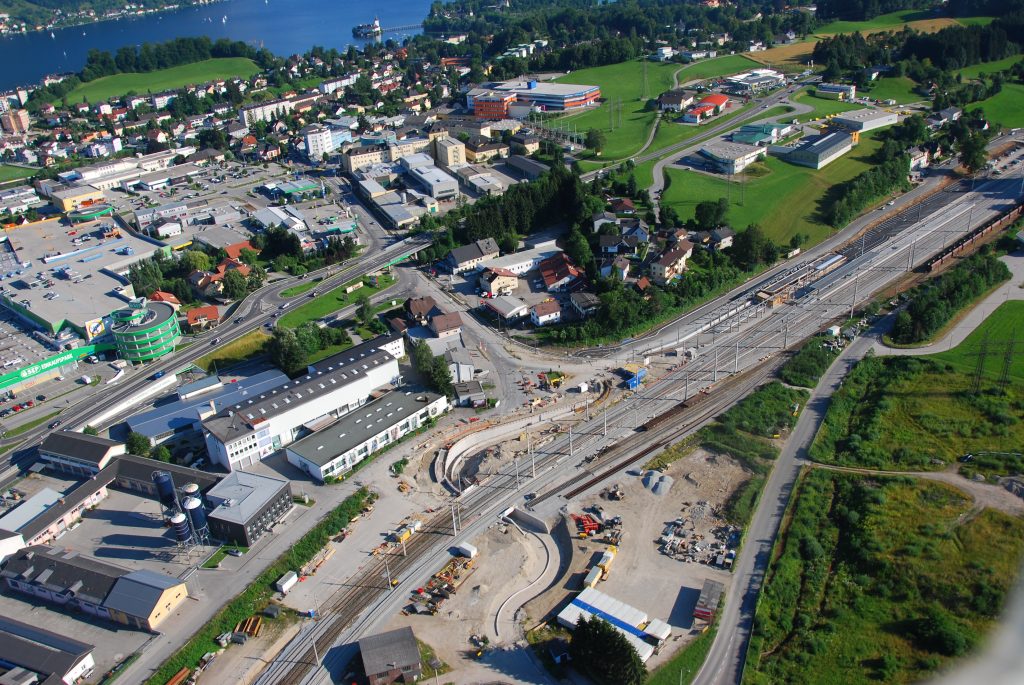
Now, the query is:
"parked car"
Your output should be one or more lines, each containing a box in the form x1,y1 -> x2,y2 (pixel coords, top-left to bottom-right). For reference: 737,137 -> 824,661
226,548 -> 244,557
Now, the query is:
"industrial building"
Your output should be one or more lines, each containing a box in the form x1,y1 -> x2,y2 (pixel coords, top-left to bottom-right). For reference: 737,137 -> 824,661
37,431 -> 126,477
205,471 -> 293,547
700,141 -> 767,174
0,615 -> 96,685
556,587 -> 669,662
0,485 -> 109,549
724,69 -> 786,94
285,390 -> 449,482
484,295 -> 529,321
784,131 -> 854,169
125,370 -> 290,449
309,334 -> 406,371
203,348 -> 401,470
815,83 -> 856,100
434,136 -> 467,167
109,298 -> 182,362
407,164 -> 459,200
467,80 -> 600,114
694,578 -> 725,621
1,546 -> 189,632
358,627 -> 422,685
476,244 -> 560,276
831,108 -> 898,132
0,218 -> 164,341
731,122 -> 794,146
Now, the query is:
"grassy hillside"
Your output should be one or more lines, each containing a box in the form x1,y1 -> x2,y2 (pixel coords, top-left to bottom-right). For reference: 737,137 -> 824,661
973,83 -> 1024,128
745,469 -> 1024,685
63,57 -> 259,103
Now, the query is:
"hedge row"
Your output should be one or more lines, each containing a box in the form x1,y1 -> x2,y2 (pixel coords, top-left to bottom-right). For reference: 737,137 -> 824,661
145,487 -> 372,685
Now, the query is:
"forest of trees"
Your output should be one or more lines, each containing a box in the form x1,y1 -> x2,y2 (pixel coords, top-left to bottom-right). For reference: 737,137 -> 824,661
891,251 -> 1011,343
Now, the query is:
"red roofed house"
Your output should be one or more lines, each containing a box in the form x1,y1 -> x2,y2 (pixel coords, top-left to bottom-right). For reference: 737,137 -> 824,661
149,291 -> 181,310
224,240 -> 260,261
610,198 -> 636,215
684,104 -> 716,123
186,305 -> 221,331
187,259 -> 251,298
539,253 -> 582,292
478,267 -> 518,296
530,300 -> 562,327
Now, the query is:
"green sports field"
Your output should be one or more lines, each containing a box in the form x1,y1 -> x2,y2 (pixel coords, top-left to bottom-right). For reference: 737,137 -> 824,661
64,58 -> 260,103
554,55 -> 759,160
0,165 -> 35,184
974,83 -> 1024,128
661,132 -> 884,246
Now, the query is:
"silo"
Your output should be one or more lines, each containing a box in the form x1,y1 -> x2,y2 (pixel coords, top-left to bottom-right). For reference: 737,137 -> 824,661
170,512 -> 191,544
182,496 -> 209,544
181,483 -> 201,506
152,471 -> 178,511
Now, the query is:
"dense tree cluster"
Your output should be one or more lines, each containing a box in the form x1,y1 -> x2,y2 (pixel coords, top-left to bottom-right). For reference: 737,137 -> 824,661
568,615 -> 647,685
891,251 -> 1010,343
816,0 -> 931,22
410,340 -> 454,397
825,155 -> 911,227
268,324 -> 351,376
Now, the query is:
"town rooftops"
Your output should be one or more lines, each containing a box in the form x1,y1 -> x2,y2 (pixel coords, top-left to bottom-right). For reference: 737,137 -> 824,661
1,545 -> 129,604
287,391 -> 443,467
405,296 -> 439,320
359,627 -> 422,677
430,311 -> 464,335
532,300 -> 562,316
0,615 -> 94,684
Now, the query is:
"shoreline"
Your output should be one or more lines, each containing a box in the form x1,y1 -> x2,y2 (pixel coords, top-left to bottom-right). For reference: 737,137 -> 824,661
0,0 -> 227,42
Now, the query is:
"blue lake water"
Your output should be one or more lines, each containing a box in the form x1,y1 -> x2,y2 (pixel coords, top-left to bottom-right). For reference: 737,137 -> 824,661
0,0 -> 432,90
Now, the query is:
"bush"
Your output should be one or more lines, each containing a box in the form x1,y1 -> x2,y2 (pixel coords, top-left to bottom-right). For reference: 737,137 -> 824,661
780,337 -> 840,388
912,605 -> 974,656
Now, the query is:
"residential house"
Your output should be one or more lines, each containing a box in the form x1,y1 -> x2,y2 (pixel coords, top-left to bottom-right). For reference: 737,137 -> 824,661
429,312 -> 464,338
446,238 -> 500,274
652,242 -> 694,285
592,211 -> 618,233
530,300 -> 563,327
445,348 -> 476,383
454,380 -> 487,408
357,627 -> 423,685
600,255 -> 631,280
569,292 -> 602,319
185,306 -> 221,332
478,267 -> 518,296
709,227 -> 735,250
148,291 -> 181,310
658,90 -> 694,112
599,234 -> 641,256
539,253 -> 582,291
405,296 -> 440,326
610,198 -> 636,215
465,137 -> 510,163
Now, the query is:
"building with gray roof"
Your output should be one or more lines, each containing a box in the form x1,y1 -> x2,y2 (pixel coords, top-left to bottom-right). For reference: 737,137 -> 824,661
38,431 -> 126,477
0,615 -> 95,685
125,370 -> 289,448
205,471 -> 292,546
286,391 -> 448,482
831,108 -> 898,132
358,626 -> 422,685
1,546 -> 188,632
784,131 -> 854,169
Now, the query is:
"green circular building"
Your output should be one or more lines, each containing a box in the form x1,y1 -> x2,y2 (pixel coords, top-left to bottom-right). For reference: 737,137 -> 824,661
67,204 -> 115,223
110,299 -> 181,362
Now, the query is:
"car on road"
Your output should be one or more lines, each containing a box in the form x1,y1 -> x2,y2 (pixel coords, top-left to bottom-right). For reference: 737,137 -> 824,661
151,371 -> 165,380
211,337 -> 221,345
48,420 -> 61,429
279,303 -> 290,310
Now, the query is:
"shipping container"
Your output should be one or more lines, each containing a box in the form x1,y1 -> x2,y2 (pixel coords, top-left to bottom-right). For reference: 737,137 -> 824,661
275,571 -> 298,594
583,566 -> 602,589
455,542 -> 478,559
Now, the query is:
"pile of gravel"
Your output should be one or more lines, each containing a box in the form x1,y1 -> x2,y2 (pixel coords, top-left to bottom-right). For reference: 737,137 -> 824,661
652,474 -> 674,496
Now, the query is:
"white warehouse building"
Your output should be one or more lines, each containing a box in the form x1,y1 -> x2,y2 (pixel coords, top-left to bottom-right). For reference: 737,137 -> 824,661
203,348 -> 401,470
407,165 -> 459,200
286,391 -> 449,481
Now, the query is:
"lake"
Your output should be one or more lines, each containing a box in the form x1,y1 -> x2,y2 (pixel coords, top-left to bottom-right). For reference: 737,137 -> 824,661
0,0 -> 433,90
